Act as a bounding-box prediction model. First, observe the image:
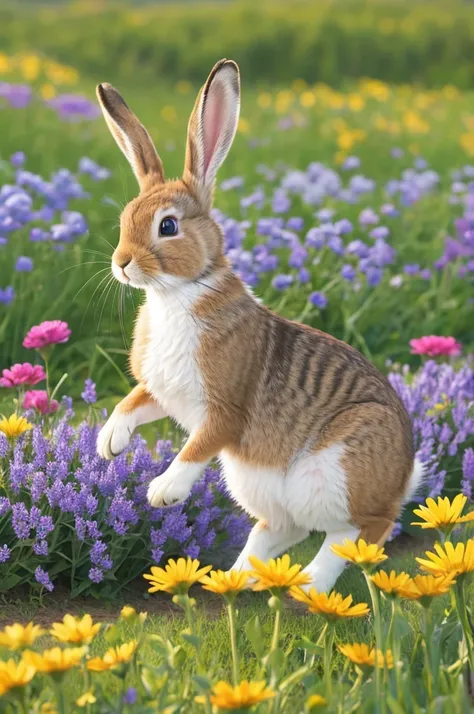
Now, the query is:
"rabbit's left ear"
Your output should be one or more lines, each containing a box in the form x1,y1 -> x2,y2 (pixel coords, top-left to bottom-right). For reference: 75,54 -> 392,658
184,59 -> 240,210
96,82 -> 165,190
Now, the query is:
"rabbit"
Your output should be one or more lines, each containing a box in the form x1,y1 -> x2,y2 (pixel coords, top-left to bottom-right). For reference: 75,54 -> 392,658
95,59 -> 423,593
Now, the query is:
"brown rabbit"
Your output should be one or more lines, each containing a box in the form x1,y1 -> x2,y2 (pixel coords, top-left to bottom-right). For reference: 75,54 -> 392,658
96,59 -> 422,592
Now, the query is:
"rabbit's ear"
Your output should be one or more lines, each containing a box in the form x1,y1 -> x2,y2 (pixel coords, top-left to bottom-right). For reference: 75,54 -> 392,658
96,83 -> 164,190
184,59 -> 240,210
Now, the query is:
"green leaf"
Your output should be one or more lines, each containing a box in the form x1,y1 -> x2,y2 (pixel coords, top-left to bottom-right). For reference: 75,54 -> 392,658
192,675 -> 212,692
181,633 -> 200,649
294,636 -> 325,657
245,615 -> 265,659
387,695 -> 407,714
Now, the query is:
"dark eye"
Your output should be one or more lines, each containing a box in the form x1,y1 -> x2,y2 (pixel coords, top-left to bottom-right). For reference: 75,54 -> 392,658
159,217 -> 178,237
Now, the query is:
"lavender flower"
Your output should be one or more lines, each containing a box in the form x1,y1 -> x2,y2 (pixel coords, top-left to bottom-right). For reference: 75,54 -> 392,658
309,291 -> 328,309
81,379 -> 97,404
35,566 -> 54,592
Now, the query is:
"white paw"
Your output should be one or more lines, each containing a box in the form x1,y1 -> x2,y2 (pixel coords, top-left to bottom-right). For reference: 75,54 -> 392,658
147,473 -> 192,508
97,410 -> 134,460
300,568 -> 336,594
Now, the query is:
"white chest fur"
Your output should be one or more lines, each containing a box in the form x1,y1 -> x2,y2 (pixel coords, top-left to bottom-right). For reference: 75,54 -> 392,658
141,283 -> 207,433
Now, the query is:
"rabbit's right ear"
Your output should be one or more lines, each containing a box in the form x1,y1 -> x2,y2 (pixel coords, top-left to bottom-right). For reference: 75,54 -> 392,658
184,59 -> 240,211
96,83 -> 164,190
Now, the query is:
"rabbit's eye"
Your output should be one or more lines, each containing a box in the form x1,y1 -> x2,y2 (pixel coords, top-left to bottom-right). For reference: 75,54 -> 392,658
159,217 -> 178,237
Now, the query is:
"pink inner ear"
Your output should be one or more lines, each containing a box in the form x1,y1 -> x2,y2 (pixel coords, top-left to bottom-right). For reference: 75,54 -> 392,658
202,80 -> 226,178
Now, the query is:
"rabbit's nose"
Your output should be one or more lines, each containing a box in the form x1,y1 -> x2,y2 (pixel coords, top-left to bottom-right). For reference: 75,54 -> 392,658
117,258 -> 131,269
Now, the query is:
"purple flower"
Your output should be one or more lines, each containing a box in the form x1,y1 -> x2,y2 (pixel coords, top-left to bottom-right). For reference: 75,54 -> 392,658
298,268 -> 310,283
81,379 -> 97,404
35,567 -> 54,592
12,503 -> 30,540
341,264 -> 357,281
419,269 -> 432,280
403,264 -> 420,275
369,226 -> 390,240
0,286 -> 14,305
0,545 -> 11,563
10,152 -> 25,167
15,256 -> 33,272
309,291 -> 328,309
341,156 -> 361,171
305,227 -> 325,250
359,208 -> 379,226
334,218 -> 353,235
272,274 -> 293,290
48,94 -> 100,122
380,203 -> 399,217
78,157 -> 111,181
89,567 -> 104,583
391,148 -> 404,159
286,217 -> 304,231
123,688 -> 138,706
366,267 -> 383,287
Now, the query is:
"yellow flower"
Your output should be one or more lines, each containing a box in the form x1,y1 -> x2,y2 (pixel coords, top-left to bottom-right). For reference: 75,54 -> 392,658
396,573 -> 456,602
50,614 -> 101,645
0,622 -> 45,650
0,414 -> 32,439
120,606 -> 136,619
290,587 -> 370,621
161,105 -> 177,122
143,558 -> 212,594
338,643 -> 394,669
331,539 -> 388,568
306,694 -> 328,709
300,91 -> 316,108
40,83 -> 56,100
200,569 -> 250,595
176,80 -> 192,94
411,494 -> 474,531
249,554 -> 311,592
196,680 -> 275,710
0,658 -> 36,695
257,92 -> 272,109
23,646 -> 86,673
238,118 -> 250,134
19,54 -> 41,81
40,704 -> 57,714
87,640 -> 137,672
416,539 -> 474,577
76,691 -> 96,707
370,570 -> 412,597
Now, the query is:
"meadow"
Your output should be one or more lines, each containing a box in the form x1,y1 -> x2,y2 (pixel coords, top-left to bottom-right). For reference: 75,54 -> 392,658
0,3 -> 474,711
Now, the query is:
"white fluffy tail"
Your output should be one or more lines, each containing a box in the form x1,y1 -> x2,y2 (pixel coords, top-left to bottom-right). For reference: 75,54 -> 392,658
404,458 -> 425,503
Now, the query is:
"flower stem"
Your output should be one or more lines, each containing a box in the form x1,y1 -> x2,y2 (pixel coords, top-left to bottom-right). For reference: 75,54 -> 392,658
455,579 -> 474,671
227,601 -> 240,686
365,574 -> 386,714
323,624 -> 335,700
388,600 -> 402,698
421,605 -> 435,699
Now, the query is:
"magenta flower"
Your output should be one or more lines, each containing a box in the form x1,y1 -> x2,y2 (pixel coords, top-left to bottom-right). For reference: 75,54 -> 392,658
23,390 -> 59,415
0,363 -> 46,388
409,336 -> 462,357
23,320 -> 71,350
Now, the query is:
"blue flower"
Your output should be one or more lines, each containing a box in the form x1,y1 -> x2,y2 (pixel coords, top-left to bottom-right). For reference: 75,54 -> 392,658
0,286 -> 14,305
15,256 -> 33,272
272,274 -> 293,290
341,264 -> 356,281
81,378 -> 97,404
309,291 -> 328,309
10,151 -> 25,168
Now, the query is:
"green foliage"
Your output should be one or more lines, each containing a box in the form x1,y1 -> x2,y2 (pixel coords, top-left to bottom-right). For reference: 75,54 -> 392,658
1,0 -> 474,88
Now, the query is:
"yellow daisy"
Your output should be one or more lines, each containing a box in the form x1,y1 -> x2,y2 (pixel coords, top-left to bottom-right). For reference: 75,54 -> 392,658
200,569 -> 250,595
87,640 -> 137,672
0,414 -> 32,439
76,691 -> 97,707
331,539 -> 388,568
411,494 -> 474,532
416,539 -> 474,577
0,658 -> 36,696
196,680 -> 275,710
370,570 -> 412,597
120,606 -> 136,619
23,646 -> 86,673
143,558 -> 212,594
50,614 -> 101,645
306,694 -> 328,709
338,643 -> 394,669
249,554 -> 311,592
0,622 -> 44,650
396,573 -> 456,603
290,587 -> 370,621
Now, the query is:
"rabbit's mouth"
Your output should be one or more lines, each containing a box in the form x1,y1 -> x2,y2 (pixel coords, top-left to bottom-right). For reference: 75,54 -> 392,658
111,258 -> 147,289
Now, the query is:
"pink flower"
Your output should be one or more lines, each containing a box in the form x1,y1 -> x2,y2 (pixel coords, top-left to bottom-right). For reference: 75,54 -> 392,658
409,336 -> 462,357
23,390 -> 59,415
0,363 -> 46,388
23,320 -> 71,350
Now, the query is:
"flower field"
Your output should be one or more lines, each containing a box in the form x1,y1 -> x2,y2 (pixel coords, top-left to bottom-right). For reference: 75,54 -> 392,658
0,1 -> 474,710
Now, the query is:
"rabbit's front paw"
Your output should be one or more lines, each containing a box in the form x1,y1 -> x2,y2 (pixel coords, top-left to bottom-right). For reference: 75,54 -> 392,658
97,410 -> 134,460
147,473 -> 191,508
